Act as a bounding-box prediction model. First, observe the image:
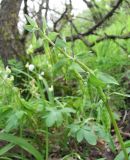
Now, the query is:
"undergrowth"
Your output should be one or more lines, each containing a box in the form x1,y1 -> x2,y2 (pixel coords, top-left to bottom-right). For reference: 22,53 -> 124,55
0,15 -> 130,160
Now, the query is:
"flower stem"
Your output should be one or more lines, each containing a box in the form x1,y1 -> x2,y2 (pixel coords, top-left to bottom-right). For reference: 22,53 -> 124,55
97,87 -> 128,160
45,127 -> 49,160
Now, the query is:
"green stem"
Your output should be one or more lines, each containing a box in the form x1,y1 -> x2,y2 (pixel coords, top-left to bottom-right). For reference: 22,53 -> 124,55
20,124 -> 24,160
97,87 -> 128,160
45,127 -> 49,160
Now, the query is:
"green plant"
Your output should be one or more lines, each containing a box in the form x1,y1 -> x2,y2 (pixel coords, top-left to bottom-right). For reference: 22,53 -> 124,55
24,15 -> 129,159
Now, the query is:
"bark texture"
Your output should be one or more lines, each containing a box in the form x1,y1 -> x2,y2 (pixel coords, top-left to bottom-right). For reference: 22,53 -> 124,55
0,0 -> 24,65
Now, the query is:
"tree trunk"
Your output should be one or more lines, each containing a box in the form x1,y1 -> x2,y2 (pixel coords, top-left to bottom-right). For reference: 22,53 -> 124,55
0,0 -> 24,66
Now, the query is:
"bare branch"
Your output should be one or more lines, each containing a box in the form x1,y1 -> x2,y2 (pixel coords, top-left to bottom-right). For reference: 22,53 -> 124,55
53,6 -> 68,32
68,18 -> 96,54
89,32 -> 130,47
37,0 -> 45,29
45,0 -> 49,21
66,0 -> 123,41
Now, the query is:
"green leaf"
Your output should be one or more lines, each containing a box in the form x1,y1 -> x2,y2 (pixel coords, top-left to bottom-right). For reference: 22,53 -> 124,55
37,38 -> 43,47
69,63 -> 84,73
75,126 -> 97,145
32,32 -> 37,47
25,14 -> 38,28
88,74 -> 105,88
96,72 -> 119,85
0,157 -> 12,160
5,111 -> 26,132
93,125 -> 110,142
114,148 -> 130,160
84,130 -> 97,145
0,143 -> 15,156
48,32 -> 58,41
110,92 -> 130,97
68,124 -> 80,135
53,58 -> 68,74
24,25 -> 38,32
125,140 -> 130,148
55,38 -> 66,48
61,107 -> 76,115
0,133 -> 43,160
45,112 -> 56,127
76,129 -> 84,142
101,108 -> 111,131
45,109 -> 63,127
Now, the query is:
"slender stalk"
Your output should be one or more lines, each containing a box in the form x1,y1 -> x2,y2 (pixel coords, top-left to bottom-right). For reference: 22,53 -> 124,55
106,103 -> 128,160
20,124 -> 24,160
97,87 -> 129,160
45,127 -> 49,160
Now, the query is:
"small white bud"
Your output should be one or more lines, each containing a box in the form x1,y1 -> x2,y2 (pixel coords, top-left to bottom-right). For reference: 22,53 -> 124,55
38,74 -> 43,80
48,85 -> 53,92
40,71 -> 44,76
28,64 -> 35,71
25,62 -> 29,68
27,44 -> 33,54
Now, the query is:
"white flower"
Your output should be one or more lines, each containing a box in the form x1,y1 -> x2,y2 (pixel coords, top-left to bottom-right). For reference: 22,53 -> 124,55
25,62 -> 35,71
29,64 -> 35,71
40,71 -> 44,76
5,66 -> 11,74
27,64 -> 35,71
48,85 -> 53,92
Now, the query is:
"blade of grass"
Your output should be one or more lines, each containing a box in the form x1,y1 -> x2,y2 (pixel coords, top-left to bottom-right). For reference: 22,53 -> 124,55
0,143 -> 15,156
0,133 -> 43,160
